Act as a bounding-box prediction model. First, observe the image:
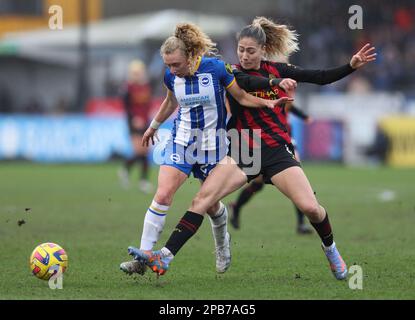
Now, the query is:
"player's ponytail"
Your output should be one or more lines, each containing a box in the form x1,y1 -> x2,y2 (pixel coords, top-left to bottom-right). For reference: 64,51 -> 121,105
238,16 -> 299,60
160,22 -> 218,74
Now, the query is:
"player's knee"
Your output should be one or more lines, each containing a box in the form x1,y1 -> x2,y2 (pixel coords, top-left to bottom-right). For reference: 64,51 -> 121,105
190,191 -> 212,213
154,188 -> 174,206
298,202 -> 320,219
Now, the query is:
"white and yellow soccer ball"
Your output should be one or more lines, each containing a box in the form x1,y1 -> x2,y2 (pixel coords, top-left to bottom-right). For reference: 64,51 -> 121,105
29,243 -> 68,280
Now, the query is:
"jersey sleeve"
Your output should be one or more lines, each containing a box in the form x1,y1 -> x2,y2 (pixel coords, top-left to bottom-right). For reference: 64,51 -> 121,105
233,69 -> 272,91
163,68 -> 174,91
275,62 -> 355,85
216,60 -> 236,89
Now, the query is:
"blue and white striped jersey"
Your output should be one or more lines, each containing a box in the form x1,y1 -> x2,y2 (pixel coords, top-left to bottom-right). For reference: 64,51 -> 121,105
164,56 -> 235,155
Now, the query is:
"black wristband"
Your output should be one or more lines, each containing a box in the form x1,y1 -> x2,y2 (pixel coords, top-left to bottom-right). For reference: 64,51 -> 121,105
270,78 -> 283,87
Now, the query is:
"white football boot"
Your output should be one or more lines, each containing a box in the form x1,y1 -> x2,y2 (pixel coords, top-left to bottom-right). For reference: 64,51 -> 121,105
215,232 -> 231,273
120,259 -> 147,275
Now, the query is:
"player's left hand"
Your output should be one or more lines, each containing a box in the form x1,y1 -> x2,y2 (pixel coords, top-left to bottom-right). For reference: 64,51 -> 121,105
142,127 -> 159,146
350,43 -> 377,69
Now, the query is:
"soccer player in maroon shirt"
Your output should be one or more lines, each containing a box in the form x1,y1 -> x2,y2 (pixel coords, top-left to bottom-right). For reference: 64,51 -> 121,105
118,60 -> 153,193
228,103 -> 313,234
132,17 -> 376,280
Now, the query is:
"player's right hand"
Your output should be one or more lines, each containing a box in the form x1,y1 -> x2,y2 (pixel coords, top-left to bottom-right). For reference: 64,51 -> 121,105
142,127 -> 158,147
265,96 -> 294,109
278,78 -> 297,93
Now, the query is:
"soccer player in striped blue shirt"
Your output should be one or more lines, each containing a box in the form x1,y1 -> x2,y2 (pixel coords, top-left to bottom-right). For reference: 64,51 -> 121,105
120,22 -> 290,276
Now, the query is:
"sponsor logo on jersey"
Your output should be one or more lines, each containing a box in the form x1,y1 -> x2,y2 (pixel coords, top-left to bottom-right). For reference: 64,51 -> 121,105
248,90 -> 280,99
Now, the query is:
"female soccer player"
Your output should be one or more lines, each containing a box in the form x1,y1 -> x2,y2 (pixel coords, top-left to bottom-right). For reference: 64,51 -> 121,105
120,22 -> 291,275
118,60 -> 153,193
229,104 -> 313,234
133,17 -> 376,280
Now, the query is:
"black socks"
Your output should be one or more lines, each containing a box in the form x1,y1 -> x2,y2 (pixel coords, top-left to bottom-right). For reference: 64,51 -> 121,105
165,211 -> 204,255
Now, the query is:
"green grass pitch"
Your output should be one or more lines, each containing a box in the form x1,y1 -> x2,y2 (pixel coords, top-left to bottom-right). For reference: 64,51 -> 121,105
1,162 -> 414,299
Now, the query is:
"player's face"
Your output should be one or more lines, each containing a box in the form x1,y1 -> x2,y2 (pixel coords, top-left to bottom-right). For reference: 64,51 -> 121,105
163,49 -> 190,78
237,37 -> 265,70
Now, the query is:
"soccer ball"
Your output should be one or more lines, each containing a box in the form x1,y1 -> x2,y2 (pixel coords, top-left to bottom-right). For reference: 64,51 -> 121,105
29,243 -> 68,280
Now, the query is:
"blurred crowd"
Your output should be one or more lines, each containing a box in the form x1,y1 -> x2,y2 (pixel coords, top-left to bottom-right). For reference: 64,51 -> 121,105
269,0 -> 415,95
0,0 -> 414,114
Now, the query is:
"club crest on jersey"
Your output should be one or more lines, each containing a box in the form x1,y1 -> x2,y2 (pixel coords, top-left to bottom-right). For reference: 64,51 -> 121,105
199,75 -> 211,87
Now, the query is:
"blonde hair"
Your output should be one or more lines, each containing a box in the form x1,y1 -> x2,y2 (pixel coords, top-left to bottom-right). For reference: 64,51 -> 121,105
160,22 -> 218,74
238,16 -> 299,60
128,59 -> 147,83
129,59 -> 145,73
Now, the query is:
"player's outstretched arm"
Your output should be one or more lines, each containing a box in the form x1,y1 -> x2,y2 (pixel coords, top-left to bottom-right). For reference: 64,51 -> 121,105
274,43 -> 377,85
233,69 -> 297,93
226,81 -> 293,109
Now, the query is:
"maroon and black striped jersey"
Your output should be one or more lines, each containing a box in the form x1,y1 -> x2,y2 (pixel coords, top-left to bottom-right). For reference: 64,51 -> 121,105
228,61 -> 290,148
121,82 -> 152,122
227,60 -> 355,149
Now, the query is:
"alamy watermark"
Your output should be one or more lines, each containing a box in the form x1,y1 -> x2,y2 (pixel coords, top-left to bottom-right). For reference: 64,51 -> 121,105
349,5 -> 363,30
49,5 -> 63,30
348,265 -> 363,290
48,265 -> 64,290
151,128 -> 263,176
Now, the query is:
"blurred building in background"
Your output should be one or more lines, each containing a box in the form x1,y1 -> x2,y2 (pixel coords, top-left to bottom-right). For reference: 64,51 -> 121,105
0,0 -> 101,37
0,0 -> 414,167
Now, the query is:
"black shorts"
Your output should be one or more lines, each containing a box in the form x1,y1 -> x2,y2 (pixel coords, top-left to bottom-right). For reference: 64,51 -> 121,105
230,143 -> 301,184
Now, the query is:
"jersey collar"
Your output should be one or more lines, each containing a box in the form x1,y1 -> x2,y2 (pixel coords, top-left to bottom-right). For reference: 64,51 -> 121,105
193,56 -> 202,73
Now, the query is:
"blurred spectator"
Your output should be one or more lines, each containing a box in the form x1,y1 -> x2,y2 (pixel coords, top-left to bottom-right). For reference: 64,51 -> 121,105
117,60 -> 153,193
263,0 -> 415,94
365,124 -> 391,164
394,7 -> 413,31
